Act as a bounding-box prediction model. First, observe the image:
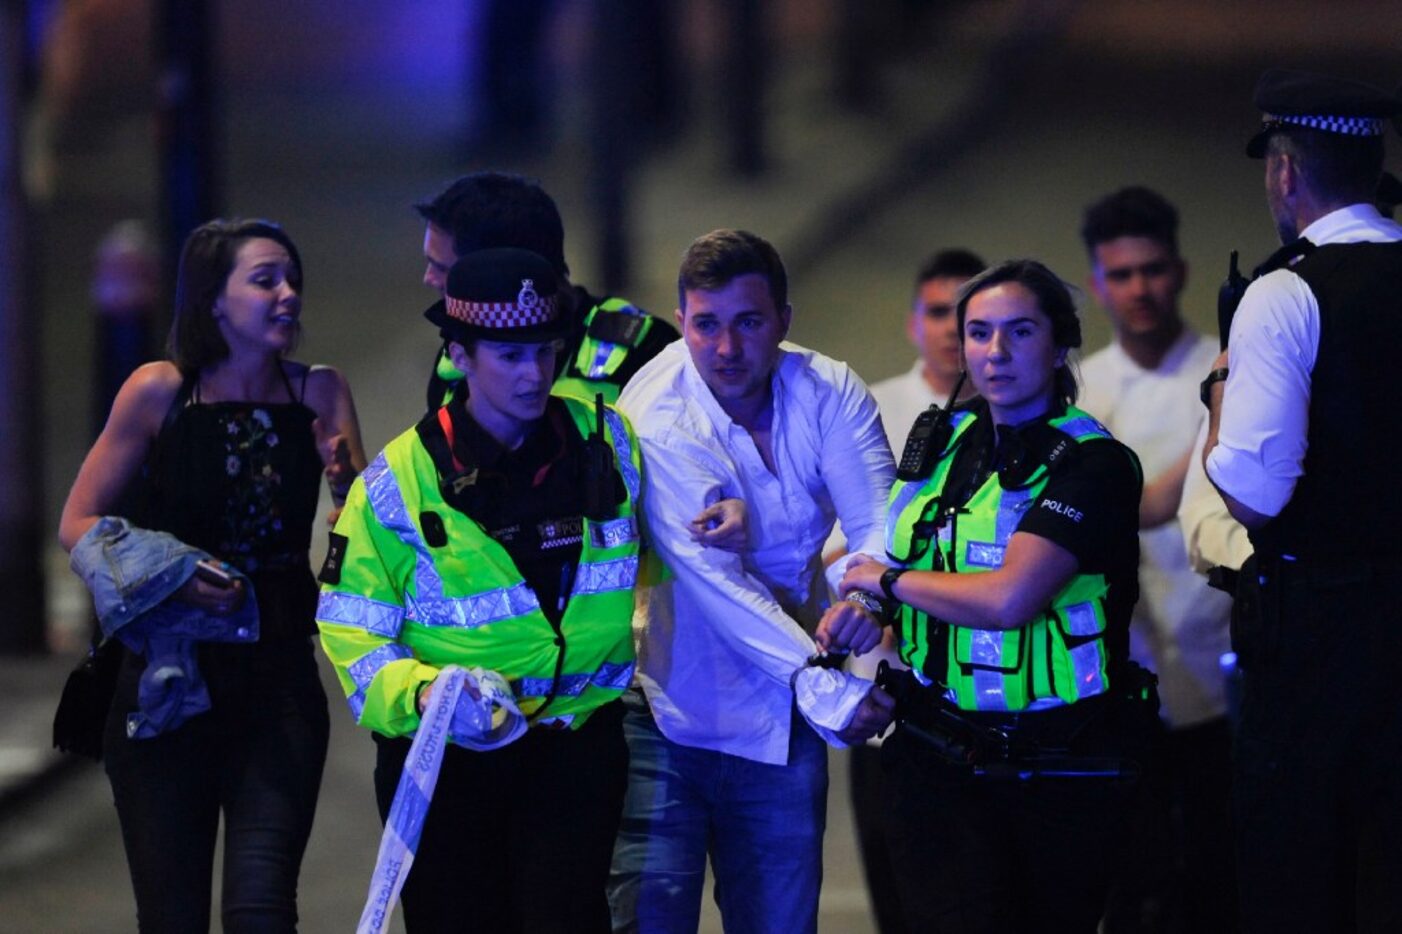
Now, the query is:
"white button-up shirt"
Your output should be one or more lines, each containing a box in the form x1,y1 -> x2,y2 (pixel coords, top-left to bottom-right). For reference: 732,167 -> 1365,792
1079,329 -> 1233,728
619,341 -> 894,765
1207,204 -> 1402,515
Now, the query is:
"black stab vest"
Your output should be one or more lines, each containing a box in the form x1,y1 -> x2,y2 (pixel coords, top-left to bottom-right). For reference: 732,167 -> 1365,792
1249,240 -> 1402,563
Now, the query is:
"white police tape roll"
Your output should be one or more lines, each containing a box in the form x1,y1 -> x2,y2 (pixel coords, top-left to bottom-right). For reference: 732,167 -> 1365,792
452,668 -> 527,751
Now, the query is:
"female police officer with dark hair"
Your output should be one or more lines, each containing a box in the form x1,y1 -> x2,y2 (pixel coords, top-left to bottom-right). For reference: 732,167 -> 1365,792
841,259 -> 1155,933
317,248 -> 641,932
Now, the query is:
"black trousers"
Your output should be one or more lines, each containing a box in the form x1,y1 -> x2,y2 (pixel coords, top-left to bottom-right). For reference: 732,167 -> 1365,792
849,743 -> 908,934
1233,565 -> 1402,933
373,699 -> 628,934
1103,715 -> 1238,933
884,694 -> 1154,934
104,639 -> 329,934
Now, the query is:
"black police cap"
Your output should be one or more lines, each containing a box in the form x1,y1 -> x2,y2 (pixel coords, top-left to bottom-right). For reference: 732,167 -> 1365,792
1246,68 -> 1401,158
423,247 -> 569,345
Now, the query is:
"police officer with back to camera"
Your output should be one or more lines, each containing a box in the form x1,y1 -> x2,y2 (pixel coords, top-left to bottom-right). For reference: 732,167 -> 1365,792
1202,69 -> 1402,932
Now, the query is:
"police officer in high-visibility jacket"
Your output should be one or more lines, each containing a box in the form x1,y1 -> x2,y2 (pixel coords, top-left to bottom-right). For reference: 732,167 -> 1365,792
317,248 -> 642,933
841,259 -> 1156,933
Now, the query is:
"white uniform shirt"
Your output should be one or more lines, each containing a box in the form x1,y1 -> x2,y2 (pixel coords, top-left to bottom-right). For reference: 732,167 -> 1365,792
1179,419 -> 1254,574
1079,329 -> 1233,728
619,341 -> 895,765
1207,204 -> 1402,515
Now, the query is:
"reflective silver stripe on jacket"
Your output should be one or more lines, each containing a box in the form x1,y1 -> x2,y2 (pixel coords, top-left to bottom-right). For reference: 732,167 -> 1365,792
604,409 -> 641,502
995,487 -> 1034,545
512,659 -> 636,699
363,454 -> 445,603
344,642 -> 415,722
348,643 -> 415,692
585,304 -> 641,378
886,480 -> 926,556
965,485 -> 1035,568
410,582 -> 541,630
967,630 -> 1009,711
317,590 -> 405,638
1063,600 -> 1108,697
571,555 -> 639,597
345,643 -> 414,722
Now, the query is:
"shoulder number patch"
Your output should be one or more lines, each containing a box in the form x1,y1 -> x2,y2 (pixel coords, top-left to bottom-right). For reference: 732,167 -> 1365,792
319,532 -> 349,584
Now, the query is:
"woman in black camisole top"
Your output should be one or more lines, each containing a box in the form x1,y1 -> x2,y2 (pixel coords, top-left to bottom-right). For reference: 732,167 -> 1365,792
59,218 -> 366,932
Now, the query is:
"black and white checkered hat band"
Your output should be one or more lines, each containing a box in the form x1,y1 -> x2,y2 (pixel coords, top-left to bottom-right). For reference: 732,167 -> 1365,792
446,294 -> 557,328
1264,113 -> 1385,137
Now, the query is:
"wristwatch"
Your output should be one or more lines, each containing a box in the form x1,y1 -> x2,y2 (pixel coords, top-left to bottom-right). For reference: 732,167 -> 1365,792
879,566 -> 909,602
844,589 -> 886,620
1199,367 -> 1229,408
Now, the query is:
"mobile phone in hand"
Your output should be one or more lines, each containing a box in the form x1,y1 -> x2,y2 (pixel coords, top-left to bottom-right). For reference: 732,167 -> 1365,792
194,560 -> 236,589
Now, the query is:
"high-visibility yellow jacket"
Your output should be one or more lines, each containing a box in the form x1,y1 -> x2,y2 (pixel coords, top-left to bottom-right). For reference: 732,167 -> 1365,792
316,394 -> 642,738
887,405 -> 1133,712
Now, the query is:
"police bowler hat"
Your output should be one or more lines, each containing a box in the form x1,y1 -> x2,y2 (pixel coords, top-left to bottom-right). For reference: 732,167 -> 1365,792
1246,68 -> 1401,158
424,248 -> 570,345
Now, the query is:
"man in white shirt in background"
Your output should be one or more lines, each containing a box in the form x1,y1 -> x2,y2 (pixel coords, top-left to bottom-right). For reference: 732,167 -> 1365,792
845,247 -> 983,934
1179,420 -> 1254,579
1076,186 -> 1236,933
609,228 -> 896,934
868,248 -> 986,453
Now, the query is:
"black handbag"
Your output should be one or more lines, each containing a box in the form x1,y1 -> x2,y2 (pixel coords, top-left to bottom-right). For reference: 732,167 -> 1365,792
51,369 -> 197,760
52,637 -> 123,760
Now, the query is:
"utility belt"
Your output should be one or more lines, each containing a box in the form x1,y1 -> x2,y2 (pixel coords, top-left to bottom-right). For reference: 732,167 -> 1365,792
1231,549 -> 1402,672
876,661 -> 1153,781
1261,550 -> 1402,587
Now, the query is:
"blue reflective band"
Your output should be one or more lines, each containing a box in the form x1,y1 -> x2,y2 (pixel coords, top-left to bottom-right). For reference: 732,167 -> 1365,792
363,454 -> 446,604
319,591 -> 406,638
604,409 -> 641,502
512,660 -> 636,699
348,643 -> 413,692
409,582 -> 541,629
572,555 -> 639,597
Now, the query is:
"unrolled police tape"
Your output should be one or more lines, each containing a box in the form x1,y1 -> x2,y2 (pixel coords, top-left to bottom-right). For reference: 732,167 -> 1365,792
357,666 -> 526,934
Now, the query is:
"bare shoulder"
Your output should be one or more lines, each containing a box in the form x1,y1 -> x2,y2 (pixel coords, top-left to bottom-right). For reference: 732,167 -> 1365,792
126,360 -> 185,396
115,361 -> 187,432
299,362 -> 351,416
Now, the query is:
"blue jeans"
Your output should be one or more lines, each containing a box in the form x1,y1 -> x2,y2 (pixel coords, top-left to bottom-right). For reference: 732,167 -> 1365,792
608,691 -> 828,934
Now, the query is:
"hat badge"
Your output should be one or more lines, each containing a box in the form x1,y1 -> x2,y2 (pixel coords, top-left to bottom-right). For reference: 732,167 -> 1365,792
518,278 -> 540,310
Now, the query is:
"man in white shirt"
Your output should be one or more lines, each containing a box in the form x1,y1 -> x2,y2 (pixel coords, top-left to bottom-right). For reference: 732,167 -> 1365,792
1076,186 -> 1237,931
609,229 -> 895,933
868,248 -> 986,454
1178,420 -> 1254,577
1203,69 -> 1402,932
